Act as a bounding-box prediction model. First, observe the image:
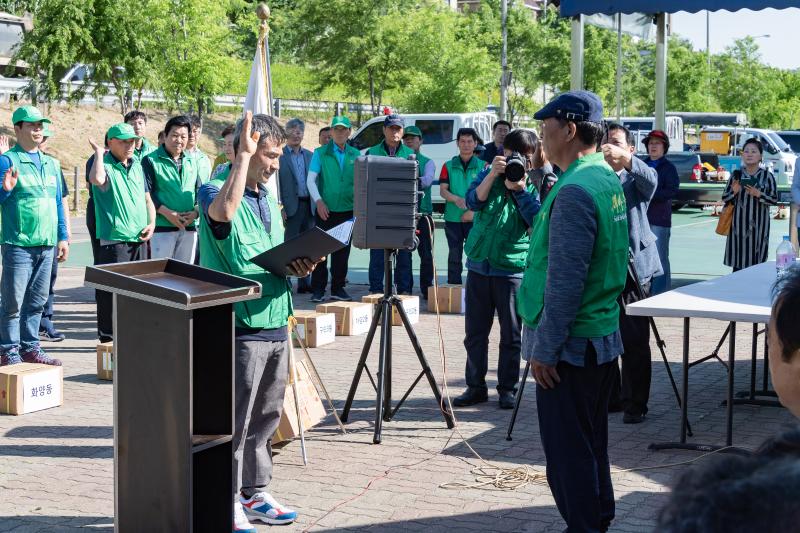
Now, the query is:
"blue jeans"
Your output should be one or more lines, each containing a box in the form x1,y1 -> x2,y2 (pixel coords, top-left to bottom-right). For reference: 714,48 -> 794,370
39,248 -> 59,331
1,244 -> 55,352
368,249 -> 412,294
650,225 -> 671,295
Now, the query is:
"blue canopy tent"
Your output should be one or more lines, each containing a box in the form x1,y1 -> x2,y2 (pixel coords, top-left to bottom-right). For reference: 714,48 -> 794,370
558,1 -> 800,129
561,1 -> 800,15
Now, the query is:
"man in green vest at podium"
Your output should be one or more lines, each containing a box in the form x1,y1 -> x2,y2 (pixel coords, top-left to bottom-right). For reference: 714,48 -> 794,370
517,91 -> 628,532
199,112 -> 318,532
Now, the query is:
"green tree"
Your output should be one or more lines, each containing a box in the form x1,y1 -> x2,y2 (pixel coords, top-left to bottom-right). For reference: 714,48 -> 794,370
87,0 -> 161,114
12,0 -> 95,103
151,0 -> 236,118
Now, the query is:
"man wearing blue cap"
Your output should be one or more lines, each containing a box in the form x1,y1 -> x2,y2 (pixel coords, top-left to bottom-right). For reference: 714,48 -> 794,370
517,91 -> 628,532
0,106 -> 69,366
366,114 -> 415,295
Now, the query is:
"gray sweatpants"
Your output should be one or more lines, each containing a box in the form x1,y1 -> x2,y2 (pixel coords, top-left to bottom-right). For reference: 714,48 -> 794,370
233,339 -> 289,501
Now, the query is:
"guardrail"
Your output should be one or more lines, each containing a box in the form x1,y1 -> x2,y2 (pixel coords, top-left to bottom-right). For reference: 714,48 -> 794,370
0,76 -> 377,119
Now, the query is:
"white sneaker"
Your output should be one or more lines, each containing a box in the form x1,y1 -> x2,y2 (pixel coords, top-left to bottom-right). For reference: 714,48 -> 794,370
241,492 -> 298,525
233,502 -> 257,533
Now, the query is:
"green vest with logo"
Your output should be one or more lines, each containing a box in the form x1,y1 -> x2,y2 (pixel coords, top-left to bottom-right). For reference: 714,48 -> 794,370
366,141 -> 415,160
92,152 -> 149,242
316,141 -> 360,212
134,138 -> 156,161
443,155 -> 484,223
190,148 -> 212,184
145,146 -> 199,228
517,153 -> 629,337
2,145 -> 60,247
464,174 -> 536,272
199,172 -> 292,330
416,151 -> 433,215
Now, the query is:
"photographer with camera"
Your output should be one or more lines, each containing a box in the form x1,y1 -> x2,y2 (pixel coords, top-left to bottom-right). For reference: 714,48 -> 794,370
452,129 -> 542,409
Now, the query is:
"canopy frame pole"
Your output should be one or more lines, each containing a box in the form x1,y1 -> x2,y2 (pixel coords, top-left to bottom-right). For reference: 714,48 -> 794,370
655,13 -> 668,131
615,13 -> 623,121
570,15 -> 584,91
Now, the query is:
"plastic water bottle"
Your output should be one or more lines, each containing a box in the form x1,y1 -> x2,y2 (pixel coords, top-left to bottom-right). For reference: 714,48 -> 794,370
776,236 -> 796,279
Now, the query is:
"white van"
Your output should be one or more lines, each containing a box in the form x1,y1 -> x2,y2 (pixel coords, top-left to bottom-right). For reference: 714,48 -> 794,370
349,112 -> 496,212
619,116 -> 684,153
702,126 -> 797,185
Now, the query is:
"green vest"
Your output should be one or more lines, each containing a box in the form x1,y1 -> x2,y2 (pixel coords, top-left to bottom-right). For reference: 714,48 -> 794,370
443,155 -> 484,223
190,148 -> 212,184
316,141 -> 360,212
366,141 -> 415,160
134,138 -> 156,161
517,152 -> 629,337
463,174 -> 535,272
92,152 -> 149,242
2,145 -> 60,247
145,146 -> 199,228
199,171 -> 293,330
416,151 -> 433,215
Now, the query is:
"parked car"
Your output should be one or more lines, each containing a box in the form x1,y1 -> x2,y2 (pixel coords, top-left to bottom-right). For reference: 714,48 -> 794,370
777,130 -> 800,155
700,126 -> 796,185
349,112 -> 496,212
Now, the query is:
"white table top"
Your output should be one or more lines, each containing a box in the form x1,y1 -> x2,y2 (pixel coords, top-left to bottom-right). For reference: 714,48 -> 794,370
626,261 -> 777,323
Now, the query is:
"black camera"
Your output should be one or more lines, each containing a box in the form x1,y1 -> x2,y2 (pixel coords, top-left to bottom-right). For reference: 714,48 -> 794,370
504,151 -> 527,182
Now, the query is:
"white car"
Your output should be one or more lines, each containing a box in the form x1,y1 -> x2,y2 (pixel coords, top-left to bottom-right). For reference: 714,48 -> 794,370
349,112 -> 497,212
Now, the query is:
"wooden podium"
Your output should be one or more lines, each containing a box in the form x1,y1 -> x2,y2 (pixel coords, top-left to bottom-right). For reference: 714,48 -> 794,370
85,259 -> 261,532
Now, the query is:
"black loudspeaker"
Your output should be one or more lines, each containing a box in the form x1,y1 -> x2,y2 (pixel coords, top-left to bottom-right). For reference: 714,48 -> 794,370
353,155 -> 419,250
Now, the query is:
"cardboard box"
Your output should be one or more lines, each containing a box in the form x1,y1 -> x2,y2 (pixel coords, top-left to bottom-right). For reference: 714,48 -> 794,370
273,357 -> 327,443
427,284 -> 466,314
291,311 -> 336,348
0,363 -> 63,415
96,342 -> 114,381
361,294 -> 420,326
315,302 -> 373,336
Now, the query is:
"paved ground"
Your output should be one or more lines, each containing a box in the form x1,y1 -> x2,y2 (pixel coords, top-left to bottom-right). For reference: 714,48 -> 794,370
0,213 -> 797,532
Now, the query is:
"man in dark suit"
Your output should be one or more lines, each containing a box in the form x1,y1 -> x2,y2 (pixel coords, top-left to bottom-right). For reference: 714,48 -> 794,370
479,120 -> 511,164
602,122 -> 663,424
279,118 -> 314,293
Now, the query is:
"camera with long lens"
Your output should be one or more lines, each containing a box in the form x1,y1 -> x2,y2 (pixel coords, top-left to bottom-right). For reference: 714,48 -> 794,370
504,151 -> 527,182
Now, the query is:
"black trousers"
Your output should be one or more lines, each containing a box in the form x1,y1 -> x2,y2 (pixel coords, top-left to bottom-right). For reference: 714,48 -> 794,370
463,271 -> 522,393
95,242 -> 147,342
311,210 -> 353,293
610,275 -> 652,415
444,221 -> 472,284
416,215 -> 434,298
536,344 -> 616,533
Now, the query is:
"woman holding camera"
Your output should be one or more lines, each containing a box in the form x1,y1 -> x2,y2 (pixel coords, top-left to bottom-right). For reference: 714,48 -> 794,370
452,129 -> 544,409
721,138 -> 778,272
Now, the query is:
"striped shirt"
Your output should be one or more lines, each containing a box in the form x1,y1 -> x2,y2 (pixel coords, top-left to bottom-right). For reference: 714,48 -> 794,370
721,166 -> 778,270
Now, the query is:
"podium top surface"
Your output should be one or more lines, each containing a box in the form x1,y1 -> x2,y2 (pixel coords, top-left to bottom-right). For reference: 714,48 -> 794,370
85,259 -> 261,310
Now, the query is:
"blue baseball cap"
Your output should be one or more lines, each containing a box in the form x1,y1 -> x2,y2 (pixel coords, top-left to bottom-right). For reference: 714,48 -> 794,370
533,90 -> 604,123
383,114 -> 405,128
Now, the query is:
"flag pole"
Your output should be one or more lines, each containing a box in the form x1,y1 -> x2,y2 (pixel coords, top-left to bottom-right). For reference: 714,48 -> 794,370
256,3 -> 282,206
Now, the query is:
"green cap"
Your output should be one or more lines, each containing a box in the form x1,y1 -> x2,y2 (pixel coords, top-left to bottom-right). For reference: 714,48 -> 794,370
330,115 -> 352,129
12,105 -> 51,125
403,125 -> 422,138
107,123 -> 140,140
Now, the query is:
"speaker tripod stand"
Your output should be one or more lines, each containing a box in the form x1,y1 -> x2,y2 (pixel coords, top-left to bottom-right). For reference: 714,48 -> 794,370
341,249 -> 454,443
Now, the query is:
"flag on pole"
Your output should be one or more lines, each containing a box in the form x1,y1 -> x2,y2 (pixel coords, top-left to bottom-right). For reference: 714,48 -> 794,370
243,28 -> 281,202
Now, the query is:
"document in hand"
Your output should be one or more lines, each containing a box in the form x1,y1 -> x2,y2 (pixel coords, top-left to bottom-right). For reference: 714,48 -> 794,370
249,219 -> 355,277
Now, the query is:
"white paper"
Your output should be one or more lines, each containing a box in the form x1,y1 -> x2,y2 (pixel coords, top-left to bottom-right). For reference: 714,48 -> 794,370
325,218 -> 355,244
22,369 -> 61,414
295,323 -> 306,339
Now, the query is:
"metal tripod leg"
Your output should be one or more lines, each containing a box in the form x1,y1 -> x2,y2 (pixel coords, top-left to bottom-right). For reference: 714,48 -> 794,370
373,299 -> 392,444
506,360 -> 531,441
389,298 -> 454,428
341,303 -> 384,423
